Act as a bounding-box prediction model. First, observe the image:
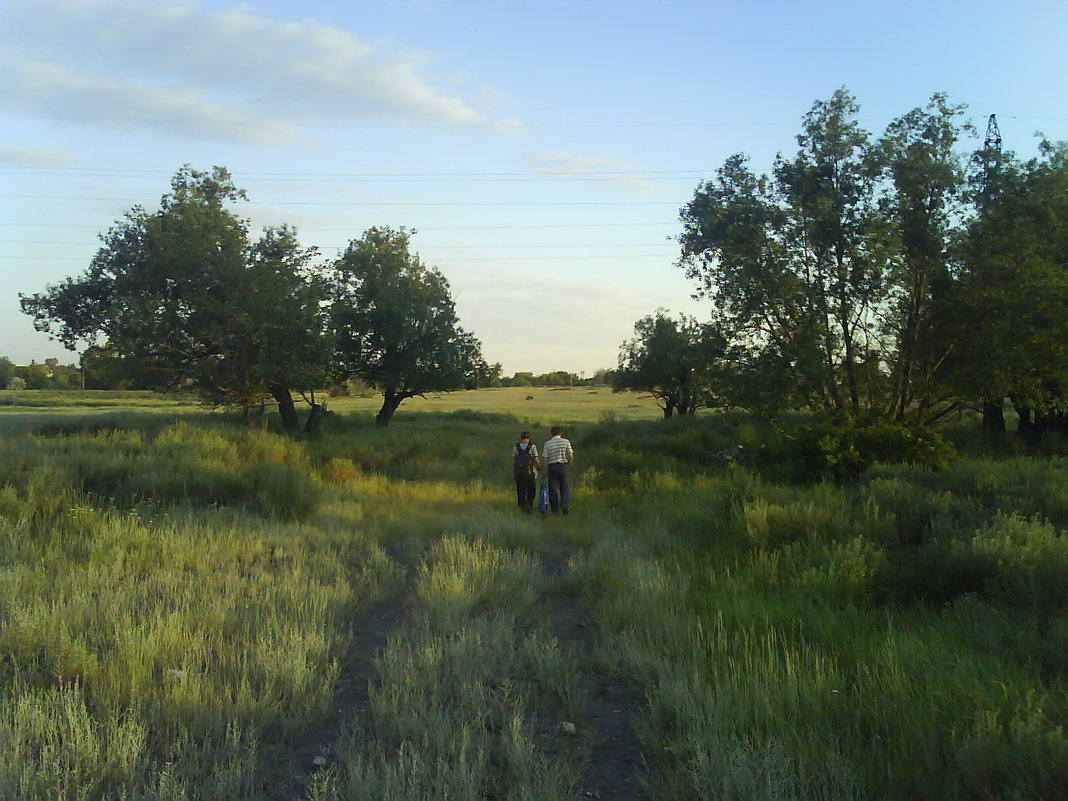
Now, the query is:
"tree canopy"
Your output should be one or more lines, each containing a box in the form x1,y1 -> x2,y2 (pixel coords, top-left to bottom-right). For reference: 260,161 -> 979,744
674,88 -> 1068,435
20,166 -> 332,430
329,226 -> 487,426
613,310 -> 726,417
948,141 -> 1068,437
19,169 -> 492,432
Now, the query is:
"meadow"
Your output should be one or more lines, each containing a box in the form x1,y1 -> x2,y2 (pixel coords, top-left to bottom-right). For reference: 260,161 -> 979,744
0,388 -> 1065,800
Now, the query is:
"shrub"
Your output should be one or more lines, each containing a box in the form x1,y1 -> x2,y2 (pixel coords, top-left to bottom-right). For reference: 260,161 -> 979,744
968,514 -> 1068,613
862,476 -> 986,549
795,422 -> 955,482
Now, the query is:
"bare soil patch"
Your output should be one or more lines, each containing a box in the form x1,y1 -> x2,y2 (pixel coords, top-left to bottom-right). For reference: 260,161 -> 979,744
538,540 -> 652,801
265,571 -> 415,801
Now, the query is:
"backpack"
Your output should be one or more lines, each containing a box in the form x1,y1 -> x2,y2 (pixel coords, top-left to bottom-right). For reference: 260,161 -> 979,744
513,442 -> 537,476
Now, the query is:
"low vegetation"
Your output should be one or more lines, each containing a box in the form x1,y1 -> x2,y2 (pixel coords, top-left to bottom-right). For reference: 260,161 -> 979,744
1,391 -> 1065,800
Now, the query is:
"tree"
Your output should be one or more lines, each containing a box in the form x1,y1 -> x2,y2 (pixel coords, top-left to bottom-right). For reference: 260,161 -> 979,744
680,90 -> 893,420
0,356 -> 15,390
950,141 -> 1068,438
613,310 -> 726,417
329,227 -> 485,426
505,372 -> 534,387
678,90 -> 991,424
876,94 -> 971,423
772,88 -> 888,416
17,362 -> 51,390
19,166 -> 330,431
81,345 -> 157,390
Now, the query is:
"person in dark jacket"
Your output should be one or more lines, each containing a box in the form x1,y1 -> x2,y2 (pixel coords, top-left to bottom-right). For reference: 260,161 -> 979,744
511,431 -> 539,513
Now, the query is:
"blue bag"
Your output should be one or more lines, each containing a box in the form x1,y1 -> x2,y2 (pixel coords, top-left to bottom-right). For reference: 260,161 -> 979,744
538,475 -> 548,513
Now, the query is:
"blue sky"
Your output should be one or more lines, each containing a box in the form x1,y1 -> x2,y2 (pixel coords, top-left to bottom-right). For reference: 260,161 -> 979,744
2,0 -> 1066,375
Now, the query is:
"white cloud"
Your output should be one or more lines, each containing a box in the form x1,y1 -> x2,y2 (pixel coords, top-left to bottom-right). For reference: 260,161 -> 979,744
0,145 -> 70,167
526,152 -> 633,174
524,151 -> 673,196
1,61 -> 299,145
0,0 -> 499,144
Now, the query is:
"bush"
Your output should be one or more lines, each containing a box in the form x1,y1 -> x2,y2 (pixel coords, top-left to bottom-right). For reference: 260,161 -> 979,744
43,423 -> 322,521
795,422 -> 955,481
968,514 -> 1068,613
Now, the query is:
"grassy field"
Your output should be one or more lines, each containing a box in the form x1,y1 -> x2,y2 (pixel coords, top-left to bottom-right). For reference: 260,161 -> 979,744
326,385 -> 665,424
1,390 -> 1066,800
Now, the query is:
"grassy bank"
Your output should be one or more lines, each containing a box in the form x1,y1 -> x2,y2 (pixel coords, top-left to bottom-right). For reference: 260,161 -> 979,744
0,399 -> 1065,799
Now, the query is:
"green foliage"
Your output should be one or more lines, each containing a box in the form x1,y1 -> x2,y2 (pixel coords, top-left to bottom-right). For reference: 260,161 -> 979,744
613,309 -> 727,416
679,88 -> 892,419
24,421 -> 322,520
0,355 -> 15,389
329,227 -> 486,426
948,141 -> 1068,429
674,89 -> 1068,433
19,166 -> 331,430
794,421 -> 956,481
876,95 -> 971,419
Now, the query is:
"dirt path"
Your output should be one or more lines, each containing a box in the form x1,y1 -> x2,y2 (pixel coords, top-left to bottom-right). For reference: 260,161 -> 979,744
538,540 -> 651,801
266,567 -> 415,801
266,535 -> 651,800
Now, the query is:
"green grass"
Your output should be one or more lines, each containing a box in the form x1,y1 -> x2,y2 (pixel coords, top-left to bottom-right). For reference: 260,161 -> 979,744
325,385 -> 665,423
1,398 -> 1065,799
0,389 -> 198,409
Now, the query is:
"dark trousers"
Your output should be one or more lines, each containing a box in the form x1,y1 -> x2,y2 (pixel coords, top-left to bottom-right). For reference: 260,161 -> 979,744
547,462 -> 569,512
514,472 -> 536,510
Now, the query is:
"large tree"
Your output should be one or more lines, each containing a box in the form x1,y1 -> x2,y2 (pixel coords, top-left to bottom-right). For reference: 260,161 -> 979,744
876,94 -> 971,423
329,227 -> 485,426
949,141 -> 1068,438
679,89 -> 892,420
678,90 -> 997,424
19,166 -> 330,430
614,310 -> 726,417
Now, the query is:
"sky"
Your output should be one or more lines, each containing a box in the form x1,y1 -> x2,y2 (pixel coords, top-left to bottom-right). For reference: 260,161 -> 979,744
2,0 -> 1067,376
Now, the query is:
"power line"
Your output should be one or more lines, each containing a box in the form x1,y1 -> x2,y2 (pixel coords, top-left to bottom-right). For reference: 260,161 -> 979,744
3,166 -> 712,182
0,221 -> 677,231
0,253 -> 677,263
2,240 -> 675,249
0,194 -> 683,207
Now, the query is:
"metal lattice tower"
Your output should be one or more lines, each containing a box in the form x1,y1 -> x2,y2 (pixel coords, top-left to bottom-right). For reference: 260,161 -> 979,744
978,114 -> 1003,201
984,114 -> 1002,152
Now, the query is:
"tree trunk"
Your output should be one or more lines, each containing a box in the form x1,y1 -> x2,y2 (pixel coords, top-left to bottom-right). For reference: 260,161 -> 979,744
304,403 -> 328,434
1055,411 -> 1068,437
269,383 -> 300,432
981,399 -> 1005,436
662,398 -> 676,419
376,391 -> 406,427
1010,396 -> 1038,442
242,402 -> 264,429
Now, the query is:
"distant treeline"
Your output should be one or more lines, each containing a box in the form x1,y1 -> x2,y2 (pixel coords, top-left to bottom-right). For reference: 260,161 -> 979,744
0,357 -> 81,391
0,354 -> 613,394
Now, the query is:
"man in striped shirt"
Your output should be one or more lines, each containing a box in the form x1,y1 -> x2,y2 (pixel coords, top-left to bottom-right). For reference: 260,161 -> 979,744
540,426 -> 574,515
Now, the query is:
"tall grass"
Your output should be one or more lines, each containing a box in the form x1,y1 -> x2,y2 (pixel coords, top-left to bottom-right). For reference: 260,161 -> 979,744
0,420 -> 404,799
571,422 -> 1068,800
0,402 -> 1065,799
317,536 -> 580,800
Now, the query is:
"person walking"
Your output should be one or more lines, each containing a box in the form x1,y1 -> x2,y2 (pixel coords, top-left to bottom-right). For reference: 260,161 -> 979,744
511,431 -> 539,513
540,425 -> 574,515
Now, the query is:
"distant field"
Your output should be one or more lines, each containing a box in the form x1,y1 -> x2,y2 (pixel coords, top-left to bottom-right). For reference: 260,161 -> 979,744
327,385 -> 663,424
0,386 -> 663,437
0,389 -> 198,409
0,390 -> 204,434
